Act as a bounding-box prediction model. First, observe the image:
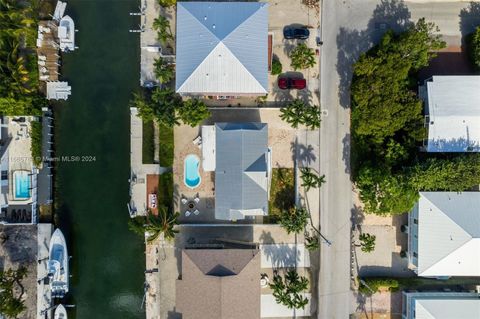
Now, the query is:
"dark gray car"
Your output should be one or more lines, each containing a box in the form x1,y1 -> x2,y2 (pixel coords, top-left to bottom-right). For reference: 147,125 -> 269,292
283,26 -> 310,40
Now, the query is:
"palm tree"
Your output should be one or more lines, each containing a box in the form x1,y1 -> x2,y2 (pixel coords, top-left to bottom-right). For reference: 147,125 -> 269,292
358,233 -> 376,253
304,232 -> 319,251
152,16 -> 173,44
270,269 -> 309,309
153,57 -> 174,84
300,167 -> 326,192
280,99 -> 305,128
145,207 -> 179,242
303,104 -> 321,130
289,43 -> 316,70
279,207 -> 309,234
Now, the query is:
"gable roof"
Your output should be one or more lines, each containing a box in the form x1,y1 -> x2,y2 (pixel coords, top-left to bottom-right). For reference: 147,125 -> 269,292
416,192 -> 480,277
214,123 -> 268,220
176,249 -> 261,319
175,2 -> 268,95
425,76 -> 480,152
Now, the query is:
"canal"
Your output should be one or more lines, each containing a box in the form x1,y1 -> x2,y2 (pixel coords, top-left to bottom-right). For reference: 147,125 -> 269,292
54,0 -> 145,318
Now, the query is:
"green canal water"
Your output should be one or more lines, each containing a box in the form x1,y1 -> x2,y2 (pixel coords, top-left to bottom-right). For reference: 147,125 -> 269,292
54,0 -> 145,317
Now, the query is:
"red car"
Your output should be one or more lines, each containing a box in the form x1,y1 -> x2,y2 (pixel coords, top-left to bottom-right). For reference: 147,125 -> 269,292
277,77 -> 306,90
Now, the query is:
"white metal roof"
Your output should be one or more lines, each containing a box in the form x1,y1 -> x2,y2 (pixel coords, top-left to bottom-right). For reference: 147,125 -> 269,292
46,81 -> 71,100
425,76 -> 480,152
404,292 -> 480,319
416,192 -> 480,277
175,2 -> 268,95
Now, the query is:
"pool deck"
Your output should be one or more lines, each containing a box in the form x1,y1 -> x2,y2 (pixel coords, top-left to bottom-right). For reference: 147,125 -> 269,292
129,108 -> 165,217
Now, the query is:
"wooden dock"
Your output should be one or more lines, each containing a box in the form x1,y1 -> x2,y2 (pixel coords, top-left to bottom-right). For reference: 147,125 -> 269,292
36,20 -> 60,86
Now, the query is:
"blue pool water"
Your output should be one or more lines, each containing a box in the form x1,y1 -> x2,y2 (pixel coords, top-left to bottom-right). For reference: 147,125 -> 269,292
184,154 -> 201,189
14,171 -> 30,199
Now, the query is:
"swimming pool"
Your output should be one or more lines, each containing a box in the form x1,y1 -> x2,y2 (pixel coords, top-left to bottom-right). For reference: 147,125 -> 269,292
14,170 -> 31,199
184,154 -> 201,189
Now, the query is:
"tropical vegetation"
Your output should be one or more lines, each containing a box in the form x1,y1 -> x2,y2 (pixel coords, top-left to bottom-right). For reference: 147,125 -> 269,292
0,0 -> 45,116
0,266 -> 27,318
300,167 -> 325,192
153,57 -> 175,84
152,16 -> 173,45
270,269 -> 309,309
358,233 -> 376,253
351,19 -> 480,215
289,43 -> 316,70
158,0 -> 176,7
358,277 -> 399,295
304,231 -> 320,251
280,99 -> 321,130
128,208 -> 179,242
279,207 -> 309,234
130,89 -> 210,128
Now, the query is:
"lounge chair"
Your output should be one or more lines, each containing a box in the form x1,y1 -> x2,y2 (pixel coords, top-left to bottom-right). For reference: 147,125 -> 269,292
193,209 -> 200,216
185,211 -> 191,217
181,198 -> 188,205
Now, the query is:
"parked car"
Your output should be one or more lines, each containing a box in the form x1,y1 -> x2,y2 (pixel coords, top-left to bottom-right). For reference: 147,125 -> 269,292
278,77 -> 306,90
283,26 -> 310,40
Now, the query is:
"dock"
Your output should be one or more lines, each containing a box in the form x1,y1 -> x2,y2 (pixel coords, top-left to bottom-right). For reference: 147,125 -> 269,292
36,21 -> 60,86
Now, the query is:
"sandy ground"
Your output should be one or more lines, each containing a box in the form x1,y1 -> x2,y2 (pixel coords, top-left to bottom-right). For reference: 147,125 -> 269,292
0,225 -> 38,319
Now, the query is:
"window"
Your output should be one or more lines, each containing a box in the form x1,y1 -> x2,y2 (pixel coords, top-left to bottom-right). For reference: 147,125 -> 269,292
413,252 -> 418,258
413,219 -> 418,225
1,171 -> 7,180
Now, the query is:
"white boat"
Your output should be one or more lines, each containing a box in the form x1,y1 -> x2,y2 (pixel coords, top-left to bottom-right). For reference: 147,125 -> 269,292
48,229 -> 69,298
58,15 -> 75,52
54,304 -> 67,319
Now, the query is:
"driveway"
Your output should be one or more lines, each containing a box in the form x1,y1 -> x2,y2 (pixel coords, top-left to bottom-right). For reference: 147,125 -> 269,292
318,0 -> 479,318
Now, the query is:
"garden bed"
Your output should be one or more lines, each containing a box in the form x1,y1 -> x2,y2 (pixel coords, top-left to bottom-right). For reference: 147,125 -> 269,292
142,120 -> 155,164
159,124 -> 174,167
269,168 -> 295,217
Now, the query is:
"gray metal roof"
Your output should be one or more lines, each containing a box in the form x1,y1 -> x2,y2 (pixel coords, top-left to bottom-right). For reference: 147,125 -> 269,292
175,2 -> 268,95
416,192 -> 480,277
215,123 -> 268,220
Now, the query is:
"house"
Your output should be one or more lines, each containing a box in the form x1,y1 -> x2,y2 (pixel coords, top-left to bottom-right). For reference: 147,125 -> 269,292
0,116 -> 39,224
402,291 -> 480,319
407,192 -> 480,278
176,249 -> 261,319
175,2 -> 269,96
203,122 -> 270,220
420,76 -> 480,152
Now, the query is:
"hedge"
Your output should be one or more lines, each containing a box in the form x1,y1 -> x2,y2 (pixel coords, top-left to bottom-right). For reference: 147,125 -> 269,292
159,124 -> 174,167
358,277 -> 399,294
30,121 -> 42,167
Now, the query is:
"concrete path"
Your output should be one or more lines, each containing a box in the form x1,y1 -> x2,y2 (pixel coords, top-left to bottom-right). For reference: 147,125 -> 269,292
261,293 -> 312,318
260,243 -> 310,268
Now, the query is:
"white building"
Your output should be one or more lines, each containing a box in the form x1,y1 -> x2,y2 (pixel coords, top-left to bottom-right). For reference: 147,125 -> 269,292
402,291 -> 480,319
0,116 -> 39,224
420,76 -> 480,152
408,192 -> 480,278
175,2 -> 269,96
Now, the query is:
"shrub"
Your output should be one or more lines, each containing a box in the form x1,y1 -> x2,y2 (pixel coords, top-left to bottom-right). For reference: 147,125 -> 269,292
30,121 -> 42,167
142,120 -> 155,164
158,172 -> 173,211
358,277 -> 399,295
269,168 -> 295,216
271,57 -> 282,75
359,233 -> 376,253
279,207 -> 309,234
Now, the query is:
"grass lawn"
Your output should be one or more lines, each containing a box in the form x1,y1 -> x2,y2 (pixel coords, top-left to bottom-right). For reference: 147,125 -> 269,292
158,172 -> 173,212
159,124 -> 174,167
269,168 -> 295,217
142,120 -> 155,164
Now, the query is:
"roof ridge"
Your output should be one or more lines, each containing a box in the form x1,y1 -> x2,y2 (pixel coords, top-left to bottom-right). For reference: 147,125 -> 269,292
420,238 -> 474,276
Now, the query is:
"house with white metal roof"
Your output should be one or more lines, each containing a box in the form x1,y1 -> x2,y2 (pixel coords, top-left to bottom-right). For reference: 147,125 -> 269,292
212,123 -> 270,220
407,192 -> 480,278
420,76 -> 480,152
175,2 -> 269,96
402,291 -> 480,319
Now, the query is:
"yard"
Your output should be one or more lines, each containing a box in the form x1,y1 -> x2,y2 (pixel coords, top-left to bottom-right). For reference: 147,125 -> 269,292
269,168 -> 295,218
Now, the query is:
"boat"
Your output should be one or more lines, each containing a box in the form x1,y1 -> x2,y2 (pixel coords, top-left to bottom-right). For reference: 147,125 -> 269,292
54,304 -> 67,319
58,15 -> 75,52
48,228 -> 69,298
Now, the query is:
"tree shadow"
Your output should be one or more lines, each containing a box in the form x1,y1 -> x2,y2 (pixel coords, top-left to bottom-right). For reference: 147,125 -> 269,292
459,2 -> 480,38
336,0 -> 413,109
351,204 -> 365,233
342,133 -> 351,174
259,231 -> 301,270
292,141 -> 317,166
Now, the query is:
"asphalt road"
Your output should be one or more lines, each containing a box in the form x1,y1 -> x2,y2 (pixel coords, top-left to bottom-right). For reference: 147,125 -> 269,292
317,0 -> 479,318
